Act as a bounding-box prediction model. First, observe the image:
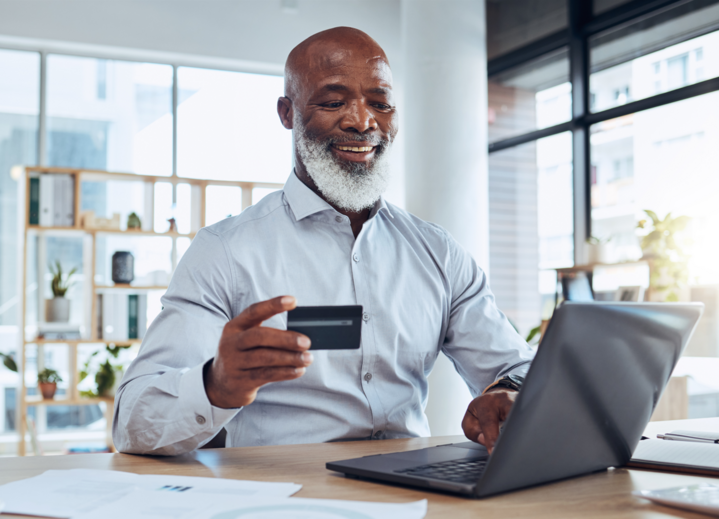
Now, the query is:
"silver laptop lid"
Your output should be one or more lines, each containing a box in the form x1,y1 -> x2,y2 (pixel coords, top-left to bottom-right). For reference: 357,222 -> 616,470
476,302 -> 703,497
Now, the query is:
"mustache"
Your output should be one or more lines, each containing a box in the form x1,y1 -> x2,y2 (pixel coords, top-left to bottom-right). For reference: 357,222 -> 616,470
304,130 -> 390,152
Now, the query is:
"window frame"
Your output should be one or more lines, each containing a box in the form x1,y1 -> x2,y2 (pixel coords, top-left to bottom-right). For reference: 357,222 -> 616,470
487,0 -> 719,265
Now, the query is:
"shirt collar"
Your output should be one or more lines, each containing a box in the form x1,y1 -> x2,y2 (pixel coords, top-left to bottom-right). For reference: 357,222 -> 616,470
283,170 -> 394,221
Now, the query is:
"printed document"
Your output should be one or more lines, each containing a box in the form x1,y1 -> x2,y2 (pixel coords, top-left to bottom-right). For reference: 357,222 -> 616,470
0,468 -> 301,518
73,491 -> 428,519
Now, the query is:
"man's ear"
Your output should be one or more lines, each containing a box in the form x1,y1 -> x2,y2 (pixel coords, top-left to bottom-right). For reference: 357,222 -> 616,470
277,97 -> 293,129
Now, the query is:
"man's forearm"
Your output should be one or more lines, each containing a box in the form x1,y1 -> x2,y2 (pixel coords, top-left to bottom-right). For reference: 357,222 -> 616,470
113,361 -> 239,455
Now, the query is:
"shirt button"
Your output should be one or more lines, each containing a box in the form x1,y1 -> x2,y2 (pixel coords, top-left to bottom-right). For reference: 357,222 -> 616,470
364,372 -> 372,382
362,312 -> 370,322
353,253 -> 359,262
335,215 -> 343,223
195,415 -> 206,425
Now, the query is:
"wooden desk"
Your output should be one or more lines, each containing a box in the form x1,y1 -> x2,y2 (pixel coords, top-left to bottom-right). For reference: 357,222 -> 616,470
2,419 -> 719,518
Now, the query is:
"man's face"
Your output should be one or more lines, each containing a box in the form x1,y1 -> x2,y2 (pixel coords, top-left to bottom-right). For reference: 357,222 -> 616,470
290,42 -> 398,212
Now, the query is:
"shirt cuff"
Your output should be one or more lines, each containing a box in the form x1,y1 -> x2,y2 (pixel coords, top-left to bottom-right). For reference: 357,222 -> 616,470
179,360 -> 241,430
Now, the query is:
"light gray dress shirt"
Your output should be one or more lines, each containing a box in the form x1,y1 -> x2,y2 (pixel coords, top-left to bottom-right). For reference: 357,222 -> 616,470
113,172 -> 533,455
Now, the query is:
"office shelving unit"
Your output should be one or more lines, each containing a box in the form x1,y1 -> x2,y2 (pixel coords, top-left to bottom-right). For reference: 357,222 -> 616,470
16,166 -> 282,455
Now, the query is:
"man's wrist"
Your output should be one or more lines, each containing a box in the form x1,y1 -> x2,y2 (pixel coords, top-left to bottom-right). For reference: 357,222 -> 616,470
482,374 -> 525,394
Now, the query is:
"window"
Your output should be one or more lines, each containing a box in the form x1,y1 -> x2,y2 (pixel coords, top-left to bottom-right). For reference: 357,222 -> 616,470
0,49 -> 39,329
177,67 -> 291,183
0,48 -> 290,451
488,49 -> 571,142
488,132 -> 573,335
589,2 -> 719,112
488,0 -> 719,417
591,92 -> 719,283
47,56 -> 173,175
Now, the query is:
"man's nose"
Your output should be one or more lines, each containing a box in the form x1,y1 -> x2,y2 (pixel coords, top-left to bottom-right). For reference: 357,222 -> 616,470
340,100 -> 377,134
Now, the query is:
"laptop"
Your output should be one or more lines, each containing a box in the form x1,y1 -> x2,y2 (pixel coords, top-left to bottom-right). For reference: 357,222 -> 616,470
327,302 -> 704,498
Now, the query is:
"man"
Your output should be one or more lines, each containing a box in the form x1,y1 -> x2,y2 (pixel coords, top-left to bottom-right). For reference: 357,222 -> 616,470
113,27 -> 533,456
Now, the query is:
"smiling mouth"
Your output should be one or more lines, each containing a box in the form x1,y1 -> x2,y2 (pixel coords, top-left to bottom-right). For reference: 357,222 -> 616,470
333,145 -> 376,153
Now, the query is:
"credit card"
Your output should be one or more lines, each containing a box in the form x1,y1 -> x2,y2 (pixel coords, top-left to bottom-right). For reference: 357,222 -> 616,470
287,305 -> 362,350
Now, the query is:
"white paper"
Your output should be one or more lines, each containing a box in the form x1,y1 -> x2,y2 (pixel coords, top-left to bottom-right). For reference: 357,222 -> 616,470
0,468 -> 301,518
74,490 -> 428,519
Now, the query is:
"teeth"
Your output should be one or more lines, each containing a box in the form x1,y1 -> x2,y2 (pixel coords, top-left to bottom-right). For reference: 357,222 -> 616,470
336,146 -> 374,152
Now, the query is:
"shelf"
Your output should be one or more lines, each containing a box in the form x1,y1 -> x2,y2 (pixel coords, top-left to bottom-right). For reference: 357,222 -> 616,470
94,284 -> 169,292
26,226 -> 195,238
93,229 -> 195,238
25,339 -> 142,345
25,395 -> 113,407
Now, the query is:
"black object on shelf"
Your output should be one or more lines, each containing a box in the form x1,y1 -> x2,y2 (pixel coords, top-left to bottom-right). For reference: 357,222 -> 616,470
112,251 -> 134,284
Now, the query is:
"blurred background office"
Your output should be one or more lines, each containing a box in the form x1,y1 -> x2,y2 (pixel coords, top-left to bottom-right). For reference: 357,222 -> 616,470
0,0 -> 718,456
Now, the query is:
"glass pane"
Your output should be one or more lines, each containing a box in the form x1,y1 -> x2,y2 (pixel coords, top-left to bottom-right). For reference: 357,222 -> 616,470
81,178 -> 152,231
488,132 -> 573,337
590,91 -> 719,357
47,55 -> 173,175
177,68 -> 291,182
205,185 -> 242,227
594,0 -> 632,15
590,2 -> 719,112
486,0 -> 567,59
0,49 -> 39,328
488,49 -> 570,143
95,235 -> 172,287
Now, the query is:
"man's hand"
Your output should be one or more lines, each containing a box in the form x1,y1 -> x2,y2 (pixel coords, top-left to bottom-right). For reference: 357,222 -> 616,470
461,388 -> 517,454
204,296 -> 313,409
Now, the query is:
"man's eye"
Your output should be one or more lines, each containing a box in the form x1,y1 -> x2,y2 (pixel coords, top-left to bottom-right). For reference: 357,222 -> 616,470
373,104 -> 391,110
324,102 -> 343,108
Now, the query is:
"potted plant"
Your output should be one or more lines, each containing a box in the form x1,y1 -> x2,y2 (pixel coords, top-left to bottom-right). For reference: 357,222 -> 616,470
79,344 -> 129,398
637,210 -> 691,302
37,368 -> 62,399
586,235 -> 612,264
46,261 -> 77,322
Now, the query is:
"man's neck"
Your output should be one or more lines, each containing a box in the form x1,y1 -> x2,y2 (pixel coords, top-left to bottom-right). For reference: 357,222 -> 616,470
293,167 -> 372,239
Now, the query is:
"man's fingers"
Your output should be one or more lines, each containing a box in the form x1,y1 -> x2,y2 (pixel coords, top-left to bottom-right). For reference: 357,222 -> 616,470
476,411 -> 501,453
246,366 -> 307,385
231,296 -> 297,331
461,411 -> 483,443
238,347 -> 313,369
233,327 -> 310,352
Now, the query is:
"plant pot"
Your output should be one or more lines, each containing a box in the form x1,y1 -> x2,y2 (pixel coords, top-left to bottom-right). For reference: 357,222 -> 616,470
39,382 -> 57,400
46,297 -> 70,322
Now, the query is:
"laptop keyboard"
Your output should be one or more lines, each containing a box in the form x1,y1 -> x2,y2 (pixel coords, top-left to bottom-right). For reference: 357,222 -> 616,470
395,458 -> 488,484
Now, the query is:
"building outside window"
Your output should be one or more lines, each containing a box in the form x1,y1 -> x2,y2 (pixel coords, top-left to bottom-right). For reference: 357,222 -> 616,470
488,0 -> 719,418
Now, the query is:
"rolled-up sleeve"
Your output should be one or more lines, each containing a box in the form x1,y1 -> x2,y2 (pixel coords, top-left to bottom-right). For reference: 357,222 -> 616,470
113,228 -> 240,455
441,232 -> 534,398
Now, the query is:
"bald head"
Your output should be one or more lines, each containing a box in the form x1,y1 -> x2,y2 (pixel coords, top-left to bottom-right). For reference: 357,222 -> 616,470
284,27 -> 390,101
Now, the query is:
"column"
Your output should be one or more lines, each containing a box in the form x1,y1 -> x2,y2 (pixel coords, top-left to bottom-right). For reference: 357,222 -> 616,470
401,0 -> 489,436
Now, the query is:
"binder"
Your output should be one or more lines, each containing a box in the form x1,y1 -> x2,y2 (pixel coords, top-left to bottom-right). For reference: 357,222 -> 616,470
128,294 -> 138,339
39,174 -> 53,227
29,177 -> 40,225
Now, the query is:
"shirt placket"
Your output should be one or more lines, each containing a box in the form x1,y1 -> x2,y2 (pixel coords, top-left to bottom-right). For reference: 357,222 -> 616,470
350,218 -> 388,440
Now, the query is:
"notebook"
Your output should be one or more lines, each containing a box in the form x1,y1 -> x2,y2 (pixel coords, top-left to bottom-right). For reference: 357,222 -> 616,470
629,437 -> 719,476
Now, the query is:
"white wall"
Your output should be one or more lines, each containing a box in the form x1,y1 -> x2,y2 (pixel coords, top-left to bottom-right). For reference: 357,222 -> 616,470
0,0 -> 401,68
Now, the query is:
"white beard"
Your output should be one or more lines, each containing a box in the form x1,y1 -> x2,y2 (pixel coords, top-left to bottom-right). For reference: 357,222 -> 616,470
293,115 -> 392,213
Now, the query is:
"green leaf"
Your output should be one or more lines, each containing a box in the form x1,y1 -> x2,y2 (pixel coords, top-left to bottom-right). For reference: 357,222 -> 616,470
526,325 -> 542,344
643,209 -> 660,224
1,353 -> 18,372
